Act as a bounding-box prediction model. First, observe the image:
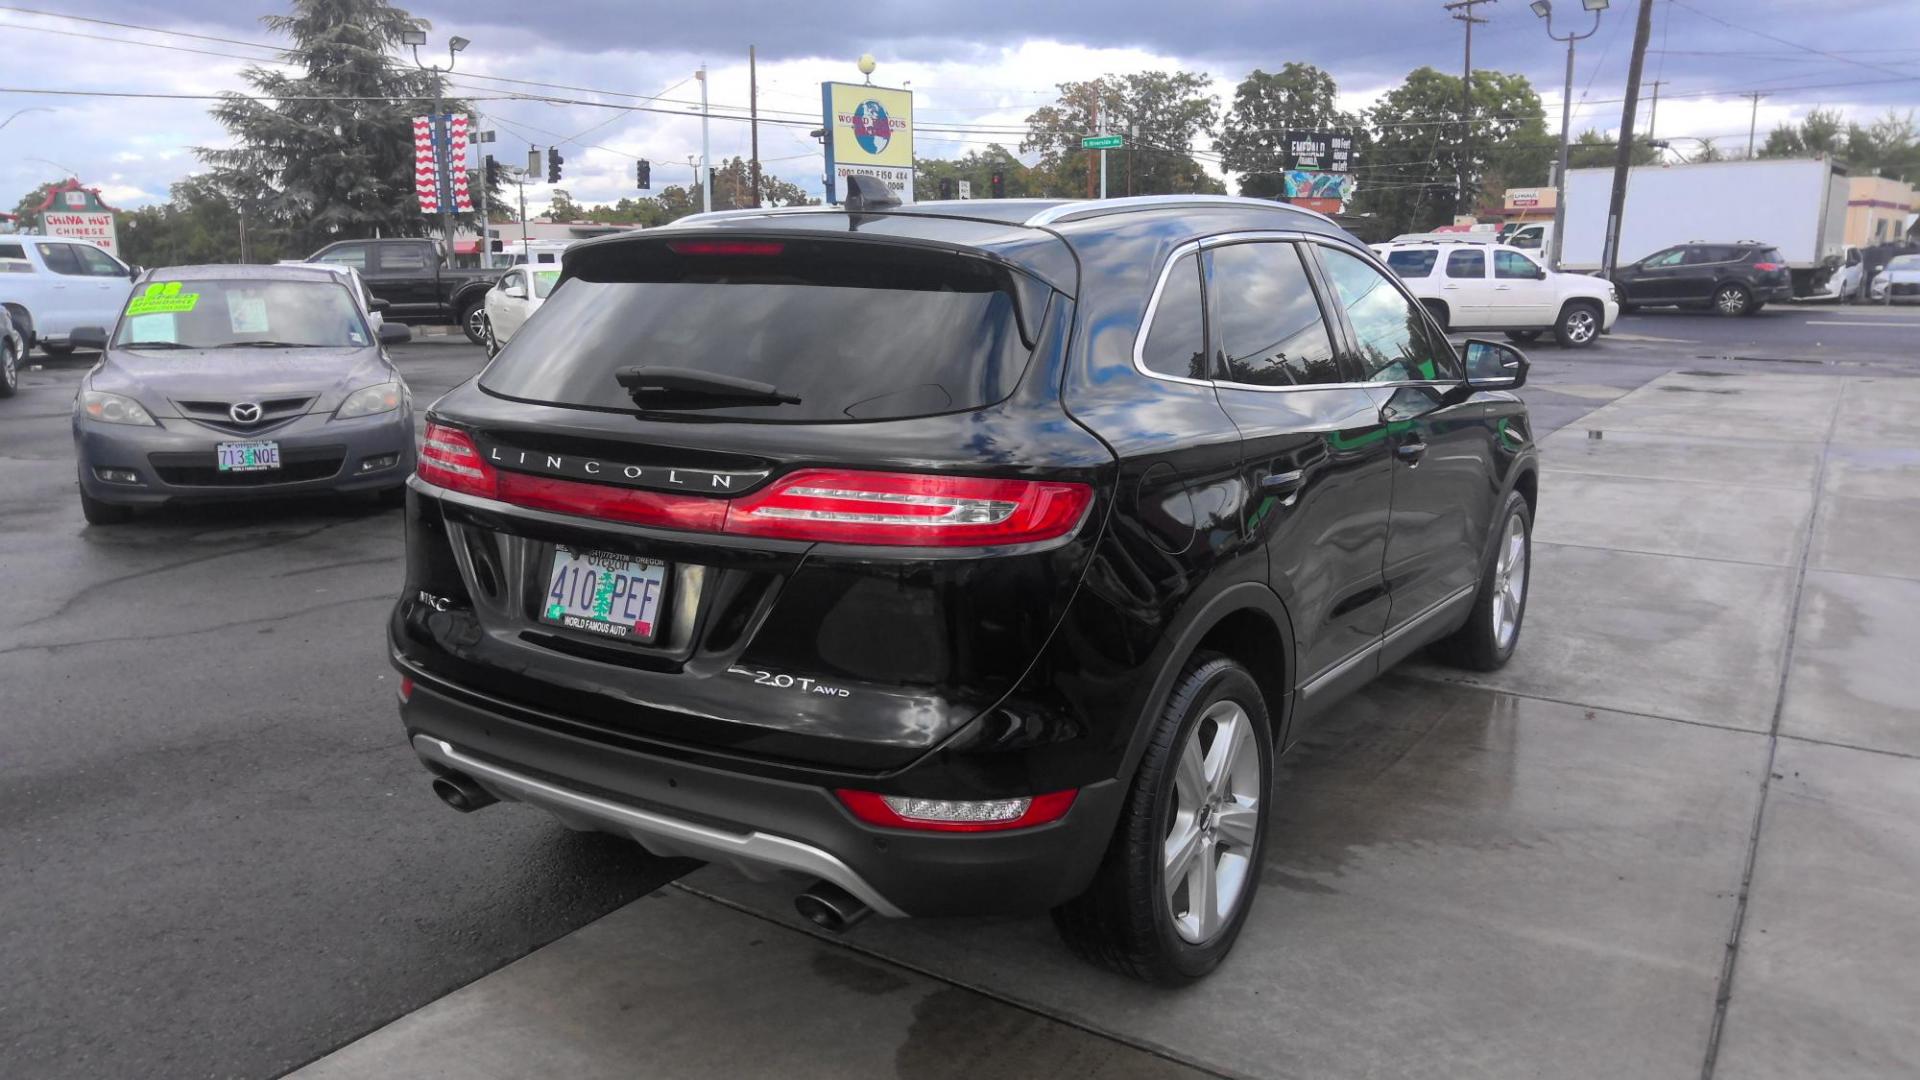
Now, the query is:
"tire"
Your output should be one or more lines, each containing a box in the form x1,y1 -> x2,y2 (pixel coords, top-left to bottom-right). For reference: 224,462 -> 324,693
1745,301 -> 1766,315
482,313 -> 501,358
1504,329 -> 1544,344
1420,299 -> 1450,333
0,337 -> 19,398
459,301 -> 488,346
1052,653 -> 1273,985
80,490 -> 133,525
1552,301 -> 1601,348
40,342 -> 75,357
1712,283 -> 1751,317
1430,490 -> 1532,671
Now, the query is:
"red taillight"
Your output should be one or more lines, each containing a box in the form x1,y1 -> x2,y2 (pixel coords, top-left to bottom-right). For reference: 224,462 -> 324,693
727,469 -> 1093,547
1753,262 -> 1783,272
417,421 -> 497,498
834,789 -> 1079,832
398,676 -> 414,703
667,240 -> 786,257
496,470 -> 726,531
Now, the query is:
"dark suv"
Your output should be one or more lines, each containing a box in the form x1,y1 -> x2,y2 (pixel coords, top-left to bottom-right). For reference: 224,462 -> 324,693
390,191 -> 1539,984
1610,241 -> 1793,315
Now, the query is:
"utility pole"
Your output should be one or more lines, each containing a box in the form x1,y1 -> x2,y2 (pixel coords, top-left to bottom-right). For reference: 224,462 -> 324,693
1742,92 -> 1766,157
1099,97 -> 1109,199
1445,0 -> 1496,222
1533,0 -> 1605,270
749,46 -> 761,207
1128,123 -> 1136,196
1646,79 -> 1665,141
697,64 -> 712,213
1086,94 -> 1099,199
1601,0 -> 1655,280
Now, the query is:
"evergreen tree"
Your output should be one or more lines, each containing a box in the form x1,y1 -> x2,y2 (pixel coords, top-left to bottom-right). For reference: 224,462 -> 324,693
199,0 -> 474,253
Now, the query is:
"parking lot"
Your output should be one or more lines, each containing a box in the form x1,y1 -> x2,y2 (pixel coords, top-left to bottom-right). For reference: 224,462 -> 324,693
4,305 -> 1918,1079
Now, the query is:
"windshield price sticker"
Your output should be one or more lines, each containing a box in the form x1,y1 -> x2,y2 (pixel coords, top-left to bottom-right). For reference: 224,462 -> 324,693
127,281 -> 199,316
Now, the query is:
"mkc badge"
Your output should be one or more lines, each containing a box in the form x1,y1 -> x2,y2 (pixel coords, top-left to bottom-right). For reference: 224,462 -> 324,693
476,437 -> 769,494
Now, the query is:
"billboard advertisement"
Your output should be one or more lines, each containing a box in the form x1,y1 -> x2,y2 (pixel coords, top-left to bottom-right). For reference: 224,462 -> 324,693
822,82 -> 914,204
43,211 -> 119,256
1283,130 -> 1354,173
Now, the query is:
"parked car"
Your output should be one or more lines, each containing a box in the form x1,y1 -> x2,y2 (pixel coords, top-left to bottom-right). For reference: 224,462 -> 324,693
306,237 -> 496,345
392,190 -> 1540,984
283,261 -> 397,336
1375,239 -> 1619,347
0,234 -> 138,354
1868,253 -> 1920,303
1608,242 -> 1794,316
0,304 -> 22,397
482,266 -> 559,356
68,263 -> 416,524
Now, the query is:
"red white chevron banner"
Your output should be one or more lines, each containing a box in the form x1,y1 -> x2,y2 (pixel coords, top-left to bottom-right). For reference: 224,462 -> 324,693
413,115 -> 438,212
448,115 -> 473,213
413,114 -> 474,213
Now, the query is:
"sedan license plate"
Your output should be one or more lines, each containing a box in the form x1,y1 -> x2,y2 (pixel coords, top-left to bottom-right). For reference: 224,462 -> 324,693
216,440 -> 280,472
541,549 -> 669,643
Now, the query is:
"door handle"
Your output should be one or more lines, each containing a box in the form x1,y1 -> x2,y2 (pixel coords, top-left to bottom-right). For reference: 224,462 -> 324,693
1395,440 -> 1428,465
1259,469 -> 1305,507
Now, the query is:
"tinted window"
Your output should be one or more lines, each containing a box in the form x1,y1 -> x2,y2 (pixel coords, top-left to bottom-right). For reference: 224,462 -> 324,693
1386,249 -> 1438,278
1684,246 -> 1731,265
1509,228 -> 1543,250
481,239 -> 1037,423
37,243 -> 84,276
379,245 -> 431,273
0,242 -> 26,260
73,244 -> 125,277
1318,246 -> 1458,384
1446,249 -> 1486,278
1494,250 -> 1542,279
1757,248 -> 1786,265
315,244 -> 369,269
1206,243 -> 1341,387
1140,252 -> 1207,380
1642,248 -> 1685,268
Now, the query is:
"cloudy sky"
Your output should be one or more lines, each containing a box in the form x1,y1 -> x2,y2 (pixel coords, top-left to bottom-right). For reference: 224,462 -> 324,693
4,0 -> 1917,215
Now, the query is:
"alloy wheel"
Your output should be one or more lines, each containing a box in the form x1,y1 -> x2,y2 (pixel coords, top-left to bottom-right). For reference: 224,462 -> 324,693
1492,512 -> 1528,650
1715,286 -> 1748,315
465,306 -> 488,343
1164,698 -> 1262,944
1563,309 -> 1596,343
2,343 -> 16,389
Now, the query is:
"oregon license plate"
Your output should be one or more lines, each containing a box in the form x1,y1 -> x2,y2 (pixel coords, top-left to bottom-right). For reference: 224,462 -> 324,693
541,549 -> 669,642
216,440 -> 280,472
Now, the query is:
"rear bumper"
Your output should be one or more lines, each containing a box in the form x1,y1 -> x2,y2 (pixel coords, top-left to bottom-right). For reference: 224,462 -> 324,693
394,660 -> 1125,918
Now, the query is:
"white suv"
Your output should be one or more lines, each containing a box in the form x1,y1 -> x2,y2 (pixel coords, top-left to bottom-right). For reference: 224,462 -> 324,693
1374,240 -> 1619,348
0,235 -> 137,354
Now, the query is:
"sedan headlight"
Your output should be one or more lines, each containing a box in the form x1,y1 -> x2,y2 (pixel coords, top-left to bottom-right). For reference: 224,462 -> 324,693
335,382 -> 404,419
80,389 -> 157,426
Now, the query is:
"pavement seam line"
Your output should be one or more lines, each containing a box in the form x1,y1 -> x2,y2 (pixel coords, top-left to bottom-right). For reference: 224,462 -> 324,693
1775,731 -> 1920,763
1696,371 -> 1847,1080
1527,536 -> 1800,570
1390,671 -> 1771,737
666,880 -> 1252,1080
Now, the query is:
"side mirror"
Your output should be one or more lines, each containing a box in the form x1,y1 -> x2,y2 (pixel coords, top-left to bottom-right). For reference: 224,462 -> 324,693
1460,338 -> 1528,391
504,283 -> 528,300
127,265 -> 143,280
69,326 -> 109,350
378,322 -> 412,346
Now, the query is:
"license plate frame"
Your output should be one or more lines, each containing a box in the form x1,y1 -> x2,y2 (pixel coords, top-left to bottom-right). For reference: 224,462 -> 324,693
539,548 -> 670,644
216,440 -> 281,472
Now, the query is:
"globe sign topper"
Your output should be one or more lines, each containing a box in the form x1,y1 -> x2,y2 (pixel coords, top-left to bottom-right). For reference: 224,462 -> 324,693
851,100 -> 893,156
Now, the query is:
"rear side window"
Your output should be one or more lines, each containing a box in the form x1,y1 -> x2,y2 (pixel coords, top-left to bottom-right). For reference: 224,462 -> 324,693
1386,249 -> 1438,278
1684,246 -> 1732,265
1446,250 -> 1486,278
482,238 -> 1040,422
1494,250 -> 1542,279
315,244 -> 369,270
1140,252 -> 1207,380
1206,242 -> 1341,387
0,242 -> 26,261
1756,248 -> 1786,265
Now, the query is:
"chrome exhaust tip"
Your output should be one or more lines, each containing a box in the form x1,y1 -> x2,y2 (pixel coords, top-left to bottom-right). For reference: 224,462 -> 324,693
795,880 -> 871,933
431,772 -> 498,813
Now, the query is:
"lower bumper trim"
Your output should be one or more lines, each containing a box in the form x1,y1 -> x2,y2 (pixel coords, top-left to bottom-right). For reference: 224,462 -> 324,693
411,733 -> 909,918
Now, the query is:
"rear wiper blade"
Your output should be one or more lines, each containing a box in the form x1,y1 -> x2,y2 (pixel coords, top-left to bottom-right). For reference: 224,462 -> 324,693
614,366 -> 801,406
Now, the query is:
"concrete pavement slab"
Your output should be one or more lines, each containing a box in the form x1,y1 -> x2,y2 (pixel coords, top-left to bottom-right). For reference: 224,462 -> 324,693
1823,444 -> 1920,502
1808,494 -> 1920,581
290,888 -> 1210,1080
1779,570 -> 1920,758
1711,741 -> 1920,1079
1570,401 -> 1836,444
691,679 -> 1765,1080
1534,471 -> 1812,566
1831,376 -> 1920,448
1540,428 -> 1823,491
1406,542 -> 1796,730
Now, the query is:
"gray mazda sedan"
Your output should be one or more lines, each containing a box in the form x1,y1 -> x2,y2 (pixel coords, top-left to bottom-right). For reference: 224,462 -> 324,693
69,263 -> 416,524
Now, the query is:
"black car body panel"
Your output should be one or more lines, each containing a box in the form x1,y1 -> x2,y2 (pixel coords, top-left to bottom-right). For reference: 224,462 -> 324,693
391,197 -> 1539,919
1611,242 -> 1796,307
307,238 -> 497,326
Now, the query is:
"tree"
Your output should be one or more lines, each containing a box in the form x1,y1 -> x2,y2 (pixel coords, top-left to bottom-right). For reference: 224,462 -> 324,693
914,145 -> 1031,200
199,0 -> 477,254
1349,67 -> 1553,234
1217,64 -> 1364,198
11,179 -> 66,223
1567,129 -> 1660,170
117,174 -> 287,267
1691,138 -> 1726,164
1759,108 -> 1846,160
1022,71 -> 1225,197
702,157 -> 816,211
546,189 -> 582,220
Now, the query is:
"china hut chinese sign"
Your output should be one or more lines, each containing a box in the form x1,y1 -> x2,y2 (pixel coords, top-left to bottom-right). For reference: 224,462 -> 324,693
36,180 -> 120,256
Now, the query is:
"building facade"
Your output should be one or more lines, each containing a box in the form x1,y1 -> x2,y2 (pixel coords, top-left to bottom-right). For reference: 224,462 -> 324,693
1845,176 -> 1916,248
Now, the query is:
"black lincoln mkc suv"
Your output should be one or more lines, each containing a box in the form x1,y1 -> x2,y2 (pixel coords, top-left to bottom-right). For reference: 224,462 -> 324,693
390,183 -> 1539,984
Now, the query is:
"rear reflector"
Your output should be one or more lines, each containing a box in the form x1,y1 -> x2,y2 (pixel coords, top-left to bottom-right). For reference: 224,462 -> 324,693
667,240 -> 786,257
398,676 -> 414,703
835,788 -> 1078,832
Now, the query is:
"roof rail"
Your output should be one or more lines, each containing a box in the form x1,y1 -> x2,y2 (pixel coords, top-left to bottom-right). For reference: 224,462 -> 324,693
1023,195 -> 1335,229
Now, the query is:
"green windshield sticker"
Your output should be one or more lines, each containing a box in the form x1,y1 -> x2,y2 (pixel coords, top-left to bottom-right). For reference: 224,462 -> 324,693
127,281 -> 199,316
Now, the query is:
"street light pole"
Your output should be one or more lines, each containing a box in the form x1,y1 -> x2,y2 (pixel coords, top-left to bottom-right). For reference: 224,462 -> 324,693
1531,0 -> 1607,269
697,65 -> 712,213
403,30 -> 471,263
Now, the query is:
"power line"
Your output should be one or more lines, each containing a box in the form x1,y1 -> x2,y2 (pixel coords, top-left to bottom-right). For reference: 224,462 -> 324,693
1667,0 -> 1918,80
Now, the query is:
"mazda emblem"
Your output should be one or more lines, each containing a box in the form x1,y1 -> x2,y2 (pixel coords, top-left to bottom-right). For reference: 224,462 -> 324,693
229,401 -> 263,424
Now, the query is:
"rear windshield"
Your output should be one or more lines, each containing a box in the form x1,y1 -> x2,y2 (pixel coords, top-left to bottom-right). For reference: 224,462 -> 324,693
480,238 -> 1038,422
1386,249 -> 1438,278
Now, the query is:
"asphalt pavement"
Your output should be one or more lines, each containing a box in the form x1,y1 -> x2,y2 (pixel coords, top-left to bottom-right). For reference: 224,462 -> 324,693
3,305 -> 1916,1079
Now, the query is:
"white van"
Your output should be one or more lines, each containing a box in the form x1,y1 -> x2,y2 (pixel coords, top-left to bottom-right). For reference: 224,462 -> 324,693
0,235 -> 138,354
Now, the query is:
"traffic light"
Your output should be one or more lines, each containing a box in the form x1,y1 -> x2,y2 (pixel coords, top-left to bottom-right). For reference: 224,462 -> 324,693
484,155 -> 501,186
938,177 -> 957,200
636,159 -> 651,189
990,171 -> 1005,198
546,146 -> 563,183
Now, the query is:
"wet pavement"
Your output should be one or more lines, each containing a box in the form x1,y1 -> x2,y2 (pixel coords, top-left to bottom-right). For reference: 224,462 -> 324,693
290,366 -> 1920,1078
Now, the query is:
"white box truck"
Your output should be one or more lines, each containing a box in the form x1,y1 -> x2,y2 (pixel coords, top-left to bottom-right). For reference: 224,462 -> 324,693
1558,158 -> 1849,296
